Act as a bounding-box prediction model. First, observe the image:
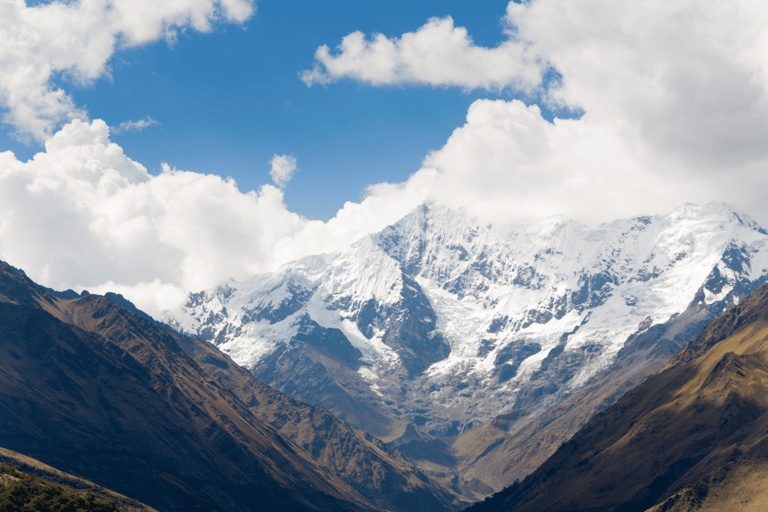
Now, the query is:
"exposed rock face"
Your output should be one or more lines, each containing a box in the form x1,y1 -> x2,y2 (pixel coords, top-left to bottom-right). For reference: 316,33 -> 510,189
467,282 -> 768,512
171,202 -> 768,446
174,330 -> 465,511
400,295 -> 739,499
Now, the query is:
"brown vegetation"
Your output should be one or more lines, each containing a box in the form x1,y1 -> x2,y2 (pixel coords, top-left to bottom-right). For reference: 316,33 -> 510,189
0,447 -> 157,512
466,283 -> 768,512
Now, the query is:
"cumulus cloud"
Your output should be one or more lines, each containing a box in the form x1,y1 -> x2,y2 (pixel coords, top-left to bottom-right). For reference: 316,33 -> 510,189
0,0 -> 253,141
0,119 -> 424,317
506,0 -> 768,170
405,100 -> 714,226
112,116 -> 161,134
302,0 -> 768,227
301,16 -> 542,91
0,119 -> 307,317
270,154 -> 297,187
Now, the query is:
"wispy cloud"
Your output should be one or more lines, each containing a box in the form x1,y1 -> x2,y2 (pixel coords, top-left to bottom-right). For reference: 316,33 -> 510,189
112,116 -> 161,134
270,154 -> 297,188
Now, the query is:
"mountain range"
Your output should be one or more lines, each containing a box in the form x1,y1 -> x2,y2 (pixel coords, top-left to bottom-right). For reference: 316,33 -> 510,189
0,261 -> 457,511
6,200 -> 768,510
170,201 -> 768,496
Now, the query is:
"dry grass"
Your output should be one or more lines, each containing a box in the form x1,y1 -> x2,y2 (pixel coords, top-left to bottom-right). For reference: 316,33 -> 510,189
0,447 -> 158,512
466,283 -> 768,512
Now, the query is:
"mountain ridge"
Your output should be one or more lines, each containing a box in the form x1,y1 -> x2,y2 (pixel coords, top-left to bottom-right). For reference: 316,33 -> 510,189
170,201 -> 768,497
465,281 -> 768,512
0,260 -> 457,511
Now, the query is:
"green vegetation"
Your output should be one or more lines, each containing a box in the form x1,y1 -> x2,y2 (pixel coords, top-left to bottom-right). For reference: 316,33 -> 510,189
0,464 -> 120,512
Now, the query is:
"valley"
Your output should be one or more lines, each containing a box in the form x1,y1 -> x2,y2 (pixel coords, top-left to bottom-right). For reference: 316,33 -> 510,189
468,281 -> 768,511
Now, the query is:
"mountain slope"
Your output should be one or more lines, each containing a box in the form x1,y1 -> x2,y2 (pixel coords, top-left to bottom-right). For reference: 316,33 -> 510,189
467,282 -> 768,512
171,201 -> 768,495
399,289 -> 731,495
173,328 -> 464,511
0,261 -> 375,512
0,446 -> 158,512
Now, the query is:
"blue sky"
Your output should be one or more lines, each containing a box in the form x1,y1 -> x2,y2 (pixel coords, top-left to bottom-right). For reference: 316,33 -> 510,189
3,0 -> 520,220
2,0 -> 768,316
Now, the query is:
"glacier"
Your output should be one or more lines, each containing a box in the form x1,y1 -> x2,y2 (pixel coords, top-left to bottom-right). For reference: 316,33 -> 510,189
169,202 -> 768,439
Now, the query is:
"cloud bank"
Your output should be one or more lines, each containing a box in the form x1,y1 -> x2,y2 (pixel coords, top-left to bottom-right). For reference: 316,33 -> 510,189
301,0 -> 768,226
0,0 -> 254,141
0,120 -> 311,316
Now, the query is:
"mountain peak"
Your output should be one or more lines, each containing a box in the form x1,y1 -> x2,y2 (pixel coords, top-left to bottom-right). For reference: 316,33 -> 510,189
171,202 -> 768,490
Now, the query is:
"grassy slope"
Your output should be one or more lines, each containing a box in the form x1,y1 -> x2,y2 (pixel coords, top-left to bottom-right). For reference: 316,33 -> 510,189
0,447 -> 158,512
466,283 -> 768,512
173,328 -> 465,512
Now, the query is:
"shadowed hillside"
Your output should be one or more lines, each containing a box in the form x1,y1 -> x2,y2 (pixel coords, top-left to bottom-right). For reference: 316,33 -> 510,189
173,332 -> 464,511
0,447 -> 158,512
0,261 -> 374,512
466,282 -> 768,512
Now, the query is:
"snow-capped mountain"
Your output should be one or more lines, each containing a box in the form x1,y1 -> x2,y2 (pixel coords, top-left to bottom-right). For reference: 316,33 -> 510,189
169,202 -> 768,439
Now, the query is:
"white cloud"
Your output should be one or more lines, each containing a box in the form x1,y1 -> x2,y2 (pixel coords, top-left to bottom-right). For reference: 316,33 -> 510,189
270,154 -> 297,188
301,16 -> 542,91
0,119 -> 424,317
112,116 -> 161,134
301,0 -> 768,227
403,99 -> 711,226
0,0 -> 254,141
0,119 -> 306,317
507,0 -> 768,170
